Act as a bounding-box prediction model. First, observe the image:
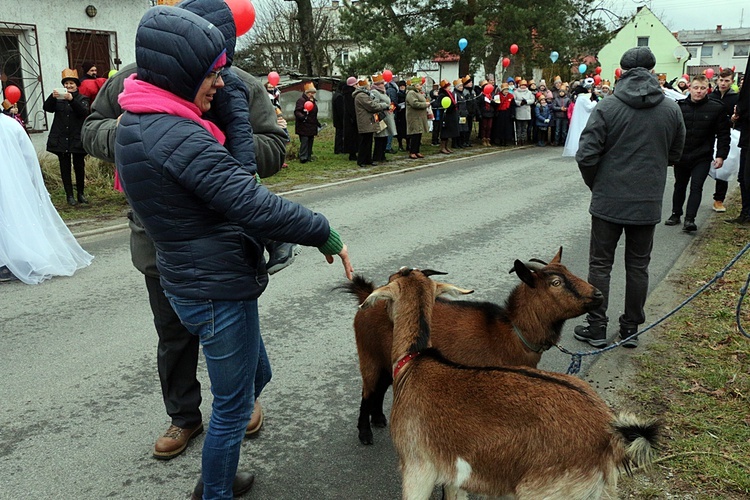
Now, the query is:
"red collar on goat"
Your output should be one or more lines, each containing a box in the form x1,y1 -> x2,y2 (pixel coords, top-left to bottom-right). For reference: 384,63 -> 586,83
393,352 -> 420,378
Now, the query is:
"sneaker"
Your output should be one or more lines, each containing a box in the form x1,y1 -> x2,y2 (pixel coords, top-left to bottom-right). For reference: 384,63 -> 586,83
683,218 -> 697,233
573,323 -> 608,348
266,243 -> 301,275
664,214 -> 681,226
153,423 -> 203,460
618,328 -> 639,348
712,200 -> 727,212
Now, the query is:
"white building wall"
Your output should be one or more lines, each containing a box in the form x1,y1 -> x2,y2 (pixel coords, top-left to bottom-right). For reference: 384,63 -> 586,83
2,0 -> 149,151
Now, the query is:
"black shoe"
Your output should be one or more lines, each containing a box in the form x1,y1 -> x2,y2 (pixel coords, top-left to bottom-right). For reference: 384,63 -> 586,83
77,193 -> 89,204
0,266 -> 19,282
266,243 -> 300,275
664,214 -> 681,226
573,323 -> 608,348
191,472 -> 255,500
66,195 -> 77,206
618,328 -> 639,348
725,214 -> 750,226
682,218 -> 697,232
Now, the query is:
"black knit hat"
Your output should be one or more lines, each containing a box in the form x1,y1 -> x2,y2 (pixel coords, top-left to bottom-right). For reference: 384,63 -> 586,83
82,61 -> 95,74
620,47 -> 656,70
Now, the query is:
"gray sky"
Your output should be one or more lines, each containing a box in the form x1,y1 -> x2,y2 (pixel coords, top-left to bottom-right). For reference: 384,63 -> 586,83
249,0 -> 749,33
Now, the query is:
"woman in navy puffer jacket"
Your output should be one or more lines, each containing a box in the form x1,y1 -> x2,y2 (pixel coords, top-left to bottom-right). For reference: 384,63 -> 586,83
115,7 -> 353,499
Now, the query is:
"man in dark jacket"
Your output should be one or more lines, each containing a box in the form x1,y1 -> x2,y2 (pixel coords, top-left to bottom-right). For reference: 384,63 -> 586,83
332,81 -> 345,154
573,47 -> 685,349
81,0 -> 292,466
342,76 -> 358,161
665,74 -> 730,232
729,55 -> 750,226
708,68 -> 740,213
115,6 -> 352,498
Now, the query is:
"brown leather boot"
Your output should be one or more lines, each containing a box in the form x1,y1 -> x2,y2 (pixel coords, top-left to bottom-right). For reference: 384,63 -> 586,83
153,423 -> 203,460
245,400 -> 264,437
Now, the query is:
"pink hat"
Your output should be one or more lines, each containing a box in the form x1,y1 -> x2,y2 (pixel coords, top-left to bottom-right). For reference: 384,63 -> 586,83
346,76 -> 357,86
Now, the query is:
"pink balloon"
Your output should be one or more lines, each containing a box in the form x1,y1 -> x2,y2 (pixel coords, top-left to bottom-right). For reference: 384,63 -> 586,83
303,100 -> 314,112
509,44 -> 518,55
705,68 -> 715,79
267,71 -> 280,86
225,0 -> 255,36
4,85 -> 21,104
383,70 -> 393,82
502,57 -> 510,68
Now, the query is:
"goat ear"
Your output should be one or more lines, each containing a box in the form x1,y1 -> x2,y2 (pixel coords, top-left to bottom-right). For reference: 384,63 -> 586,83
435,282 -> 473,298
551,246 -> 563,264
513,260 -> 537,288
361,285 -> 395,309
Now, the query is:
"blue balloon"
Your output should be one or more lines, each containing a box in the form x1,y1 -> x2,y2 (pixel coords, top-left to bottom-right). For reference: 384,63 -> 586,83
458,38 -> 468,51
550,51 -> 559,63
578,63 -> 587,74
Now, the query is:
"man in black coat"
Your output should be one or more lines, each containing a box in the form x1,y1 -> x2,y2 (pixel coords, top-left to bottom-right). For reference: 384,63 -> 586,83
332,81 -> 345,154
731,55 -> 750,226
665,74 -> 730,232
709,67 -> 741,213
342,76 -> 358,161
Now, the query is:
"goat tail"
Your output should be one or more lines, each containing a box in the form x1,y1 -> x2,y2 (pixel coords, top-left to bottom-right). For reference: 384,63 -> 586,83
612,412 -> 661,473
336,274 -> 376,305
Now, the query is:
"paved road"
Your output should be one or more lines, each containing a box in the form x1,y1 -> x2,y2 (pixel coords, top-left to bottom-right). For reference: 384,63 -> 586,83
0,147 -> 719,499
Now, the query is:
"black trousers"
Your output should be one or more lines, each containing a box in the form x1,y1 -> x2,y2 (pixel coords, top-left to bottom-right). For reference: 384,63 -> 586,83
357,132 -> 374,165
739,148 -> 750,217
334,127 -> 344,154
298,135 -> 314,162
672,160 -> 711,219
431,119 -> 441,145
714,179 -> 728,202
56,152 -> 86,197
144,275 -> 203,429
408,134 -> 422,154
586,216 -> 655,331
373,136 -> 388,162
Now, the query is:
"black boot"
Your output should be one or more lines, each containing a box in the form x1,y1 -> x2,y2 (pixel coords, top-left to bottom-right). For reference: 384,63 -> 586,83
266,242 -> 300,275
683,218 -> 697,232
66,195 -> 77,206
664,213 -> 681,226
573,323 -> 608,348
77,193 -> 89,204
618,326 -> 639,348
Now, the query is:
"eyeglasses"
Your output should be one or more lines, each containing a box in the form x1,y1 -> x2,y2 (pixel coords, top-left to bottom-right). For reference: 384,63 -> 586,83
207,69 -> 224,86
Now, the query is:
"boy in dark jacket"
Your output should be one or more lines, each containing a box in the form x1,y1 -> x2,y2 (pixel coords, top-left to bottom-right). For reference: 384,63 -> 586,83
665,75 -> 731,232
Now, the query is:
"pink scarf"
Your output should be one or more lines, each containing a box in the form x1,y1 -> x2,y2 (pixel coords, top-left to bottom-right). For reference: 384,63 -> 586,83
118,74 -> 226,145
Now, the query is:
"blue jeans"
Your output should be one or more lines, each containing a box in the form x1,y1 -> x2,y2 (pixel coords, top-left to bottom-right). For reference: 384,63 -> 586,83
554,117 -> 568,144
166,294 -> 268,500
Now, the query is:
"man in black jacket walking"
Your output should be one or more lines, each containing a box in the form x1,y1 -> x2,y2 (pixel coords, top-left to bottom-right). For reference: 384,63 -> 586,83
709,68 -> 740,213
665,74 -> 731,232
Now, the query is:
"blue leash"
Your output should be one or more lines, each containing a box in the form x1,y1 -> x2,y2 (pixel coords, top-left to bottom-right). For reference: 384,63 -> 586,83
562,242 -> 750,375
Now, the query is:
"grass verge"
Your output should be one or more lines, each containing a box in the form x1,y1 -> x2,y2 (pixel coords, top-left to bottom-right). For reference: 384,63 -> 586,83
617,203 -> 750,498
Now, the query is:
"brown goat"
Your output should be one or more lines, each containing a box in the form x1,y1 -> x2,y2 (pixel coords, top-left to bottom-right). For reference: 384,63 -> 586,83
342,248 -> 603,444
362,268 -> 659,500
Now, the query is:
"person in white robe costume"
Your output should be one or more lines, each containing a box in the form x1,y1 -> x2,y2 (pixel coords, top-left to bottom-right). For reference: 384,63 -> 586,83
563,87 -> 599,157
0,113 -> 93,284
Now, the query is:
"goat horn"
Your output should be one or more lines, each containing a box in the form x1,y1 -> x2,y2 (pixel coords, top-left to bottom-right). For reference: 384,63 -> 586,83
422,269 -> 448,277
509,261 -> 545,274
529,258 -> 548,266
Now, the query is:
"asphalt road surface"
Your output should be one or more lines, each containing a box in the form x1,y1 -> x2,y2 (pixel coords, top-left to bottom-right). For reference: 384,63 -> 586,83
1,147 -> 719,499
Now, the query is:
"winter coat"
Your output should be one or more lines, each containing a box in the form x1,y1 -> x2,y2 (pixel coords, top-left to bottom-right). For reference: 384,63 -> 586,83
405,87 -> 430,135
395,88 -> 407,137
385,81 -> 399,104
372,87 -> 396,137
44,91 -> 90,154
576,67 -> 686,225
353,87 -> 389,134
552,93 -> 571,119
455,89 -> 469,132
676,96 -> 730,166
295,94 -> 321,136
479,95 -> 496,119
463,87 -> 479,119
535,104 -> 552,128
342,85 -> 358,153
332,88 -> 345,129
513,88 -> 535,120
438,87 -> 459,139
496,92 -> 513,113
114,7 -> 332,300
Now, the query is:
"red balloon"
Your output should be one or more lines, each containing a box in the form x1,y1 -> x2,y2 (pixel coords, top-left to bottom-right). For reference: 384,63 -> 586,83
502,57 -> 510,68
383,70 -> 393,82
482,85 -> 493,96
225,0 -> 256,36
4,85 -> 21,105
705,68 -> 715,79
267,71 -> 280,86
303,100 -> 314,112
421,76 -> 426,84
595,66 -> 602,75
509,44 -> 519,55
732,65 -> 736,72
593,75 -> 602,85
682,73 -> 690,80
614,68 -> 622,79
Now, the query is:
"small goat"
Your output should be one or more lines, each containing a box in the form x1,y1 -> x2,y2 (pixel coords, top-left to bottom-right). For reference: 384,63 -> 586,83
362,268 -> 659,500
343,248 -> 603,444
